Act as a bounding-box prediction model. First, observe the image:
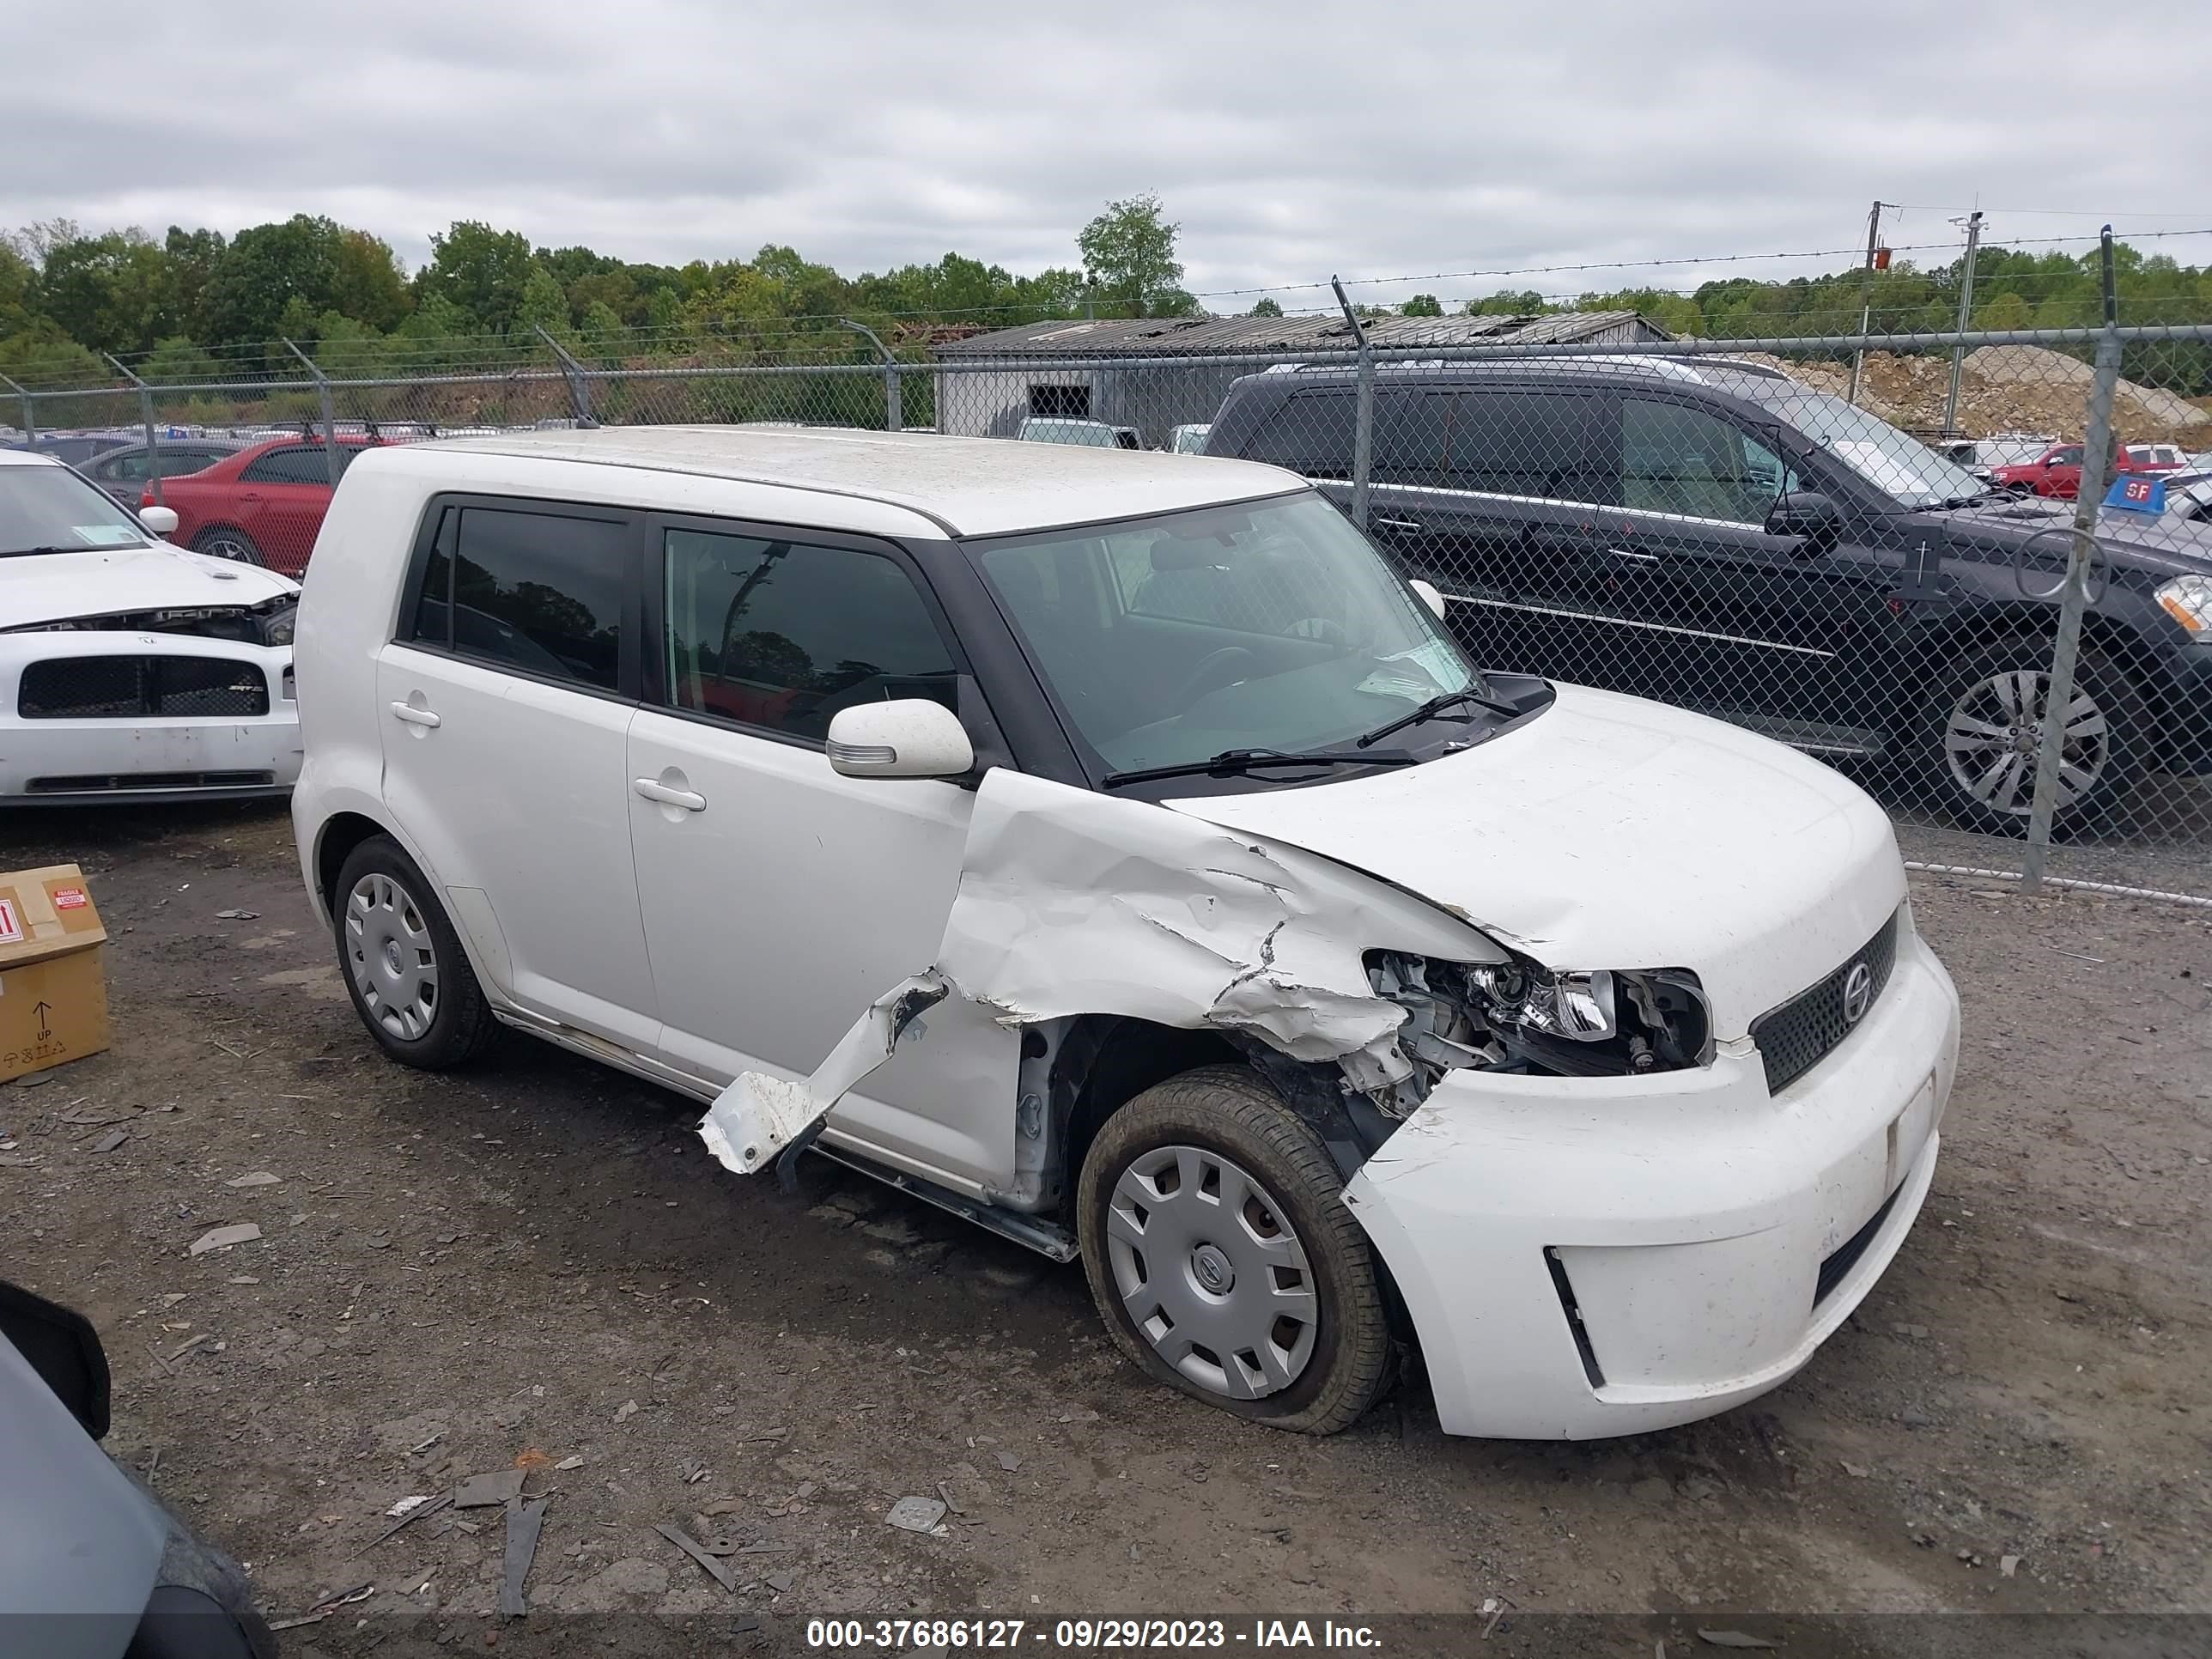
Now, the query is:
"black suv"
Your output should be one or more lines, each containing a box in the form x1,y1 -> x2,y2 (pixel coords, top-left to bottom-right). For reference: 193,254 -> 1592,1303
1205,357 -> 2212,834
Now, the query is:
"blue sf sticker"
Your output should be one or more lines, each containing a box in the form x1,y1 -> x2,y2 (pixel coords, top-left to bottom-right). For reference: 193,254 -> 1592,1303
2104,475 -> 2166,515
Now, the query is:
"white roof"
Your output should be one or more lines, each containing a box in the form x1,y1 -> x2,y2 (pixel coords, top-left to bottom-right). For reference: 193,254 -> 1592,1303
392,425 -> 1304,538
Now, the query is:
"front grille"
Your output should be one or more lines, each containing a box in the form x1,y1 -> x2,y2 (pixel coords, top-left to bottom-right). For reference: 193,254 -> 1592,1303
1749,911 -> 1900,1095
19,656 -> 270,719
24,770 -> 276,794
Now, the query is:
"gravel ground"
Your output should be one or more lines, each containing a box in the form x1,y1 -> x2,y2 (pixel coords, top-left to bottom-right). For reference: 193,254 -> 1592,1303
2,801 -> 2207,1656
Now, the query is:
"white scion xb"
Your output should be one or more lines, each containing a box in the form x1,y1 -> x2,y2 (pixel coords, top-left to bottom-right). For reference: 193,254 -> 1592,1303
291,427 -> 1960,1439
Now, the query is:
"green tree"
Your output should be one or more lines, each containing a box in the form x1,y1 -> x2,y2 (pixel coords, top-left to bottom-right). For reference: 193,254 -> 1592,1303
1249,297 -> 1284,318
1401,293 -> 1443,316
330,229 -> 412,331
201,215 -> 349,345
416,222 -> 538,334
38,228 -> 172,355
161,226 -> 228,340
1077,193 -> 1190,318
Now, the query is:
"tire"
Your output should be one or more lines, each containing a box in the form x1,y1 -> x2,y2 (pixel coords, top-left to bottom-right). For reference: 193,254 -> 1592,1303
1912,640 -> 2148,837
1075,1065 -> 1394,1435
331,835 -> 496,1069
193,526 -> 263,565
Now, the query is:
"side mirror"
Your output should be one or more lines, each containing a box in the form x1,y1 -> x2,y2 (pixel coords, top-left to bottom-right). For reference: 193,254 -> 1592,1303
826,698 -> 975,780
0,1280 -> 111,1440
138,505 -> 179,537
1765,490 -> 1843,546
1408,578 -> 1449,621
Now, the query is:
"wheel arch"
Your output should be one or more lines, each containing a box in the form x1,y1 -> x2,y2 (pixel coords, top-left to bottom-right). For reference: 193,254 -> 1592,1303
1048,1016 -> 1404,1218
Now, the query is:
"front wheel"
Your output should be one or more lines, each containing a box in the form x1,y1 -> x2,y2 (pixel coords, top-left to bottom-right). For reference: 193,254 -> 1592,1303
1915,641 -> 2148,836
1076,1066 -> 1394,1434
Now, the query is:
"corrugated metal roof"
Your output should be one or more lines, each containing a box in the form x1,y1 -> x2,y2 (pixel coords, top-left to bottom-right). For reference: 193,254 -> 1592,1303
933,310 -> 1667,356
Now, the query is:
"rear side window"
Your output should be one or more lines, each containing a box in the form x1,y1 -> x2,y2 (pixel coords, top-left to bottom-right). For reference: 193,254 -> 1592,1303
1236,390 -> 1358,477
660,527 -> 957,741
406,504 -> 626,691
1379,389 -> 1619,504
240,447 -> 332,484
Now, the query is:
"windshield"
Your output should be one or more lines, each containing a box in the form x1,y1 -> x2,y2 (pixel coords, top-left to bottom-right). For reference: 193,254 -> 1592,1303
1718,377 -> 1987,507
0,462 -> 153,556
972,492 -> 1484,780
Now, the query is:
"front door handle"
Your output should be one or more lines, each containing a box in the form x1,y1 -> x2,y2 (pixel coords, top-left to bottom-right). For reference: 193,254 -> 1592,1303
238,491 -> 264,503
1604,546 -> 1661,563
388,701 -> 441,727
1372,516 -> 1425,532
634,777 -> 707,811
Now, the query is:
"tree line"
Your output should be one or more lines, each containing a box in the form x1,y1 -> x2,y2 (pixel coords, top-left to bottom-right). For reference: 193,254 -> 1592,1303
4,193 -> 2208,393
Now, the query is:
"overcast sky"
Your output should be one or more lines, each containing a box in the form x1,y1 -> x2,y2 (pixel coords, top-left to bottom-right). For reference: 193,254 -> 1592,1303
13,0 -> 2209,310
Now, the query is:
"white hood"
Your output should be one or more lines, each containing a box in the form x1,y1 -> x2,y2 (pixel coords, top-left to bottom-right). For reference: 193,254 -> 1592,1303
1166,683 -> 1906,1036
0,544 -> 296,628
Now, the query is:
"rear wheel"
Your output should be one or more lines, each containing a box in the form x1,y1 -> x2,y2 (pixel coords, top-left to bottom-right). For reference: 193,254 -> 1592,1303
331,836 -> 495,1069
193,526 -> 263,565
1076,1066 -> 1393,1434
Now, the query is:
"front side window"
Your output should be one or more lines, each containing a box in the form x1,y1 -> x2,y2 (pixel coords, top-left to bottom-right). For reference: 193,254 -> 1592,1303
240,447 -> 331,485
1623,398 -> 1790,525
0,461 -> 153,556
975,491 -> 1479,778
407,504 -> 625,690
661,527 -> 957,741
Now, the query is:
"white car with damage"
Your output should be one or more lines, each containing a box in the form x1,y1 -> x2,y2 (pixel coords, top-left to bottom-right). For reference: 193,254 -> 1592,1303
0,448 -> 301,804
290,427 -> 1960,1439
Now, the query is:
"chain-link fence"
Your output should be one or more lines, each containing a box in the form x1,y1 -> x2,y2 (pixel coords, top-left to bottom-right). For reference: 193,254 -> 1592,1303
8,301 -> 2210,903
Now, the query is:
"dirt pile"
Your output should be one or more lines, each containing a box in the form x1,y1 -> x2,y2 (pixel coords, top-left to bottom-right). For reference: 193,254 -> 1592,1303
1726,344 -> 2209,444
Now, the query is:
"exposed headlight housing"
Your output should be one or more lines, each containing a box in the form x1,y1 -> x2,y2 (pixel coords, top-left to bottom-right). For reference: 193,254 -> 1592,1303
256,600 -> 298,647
1367,950 -> 1713,1108
2156,574 -> 2212,641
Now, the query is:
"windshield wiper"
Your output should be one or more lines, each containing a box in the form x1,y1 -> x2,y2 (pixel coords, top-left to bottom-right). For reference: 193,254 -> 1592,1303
1101,746 -> 1418,789
1354,686 -> 1522,748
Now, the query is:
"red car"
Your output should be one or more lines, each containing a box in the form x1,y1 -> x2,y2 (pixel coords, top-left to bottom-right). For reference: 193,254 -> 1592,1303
146,434 -> 383,574
1989,441 -> 2181,501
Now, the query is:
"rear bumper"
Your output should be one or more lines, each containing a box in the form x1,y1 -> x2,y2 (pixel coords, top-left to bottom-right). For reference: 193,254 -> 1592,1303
1343,926 -> 1960,1439
0,636 -> 299,805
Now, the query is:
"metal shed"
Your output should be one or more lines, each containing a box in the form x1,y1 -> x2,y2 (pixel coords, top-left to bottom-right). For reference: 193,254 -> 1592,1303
930,311 -> 1671,447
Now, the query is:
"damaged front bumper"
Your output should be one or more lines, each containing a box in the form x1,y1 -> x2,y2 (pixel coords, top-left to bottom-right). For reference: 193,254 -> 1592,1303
1342,926 -> 1960,1440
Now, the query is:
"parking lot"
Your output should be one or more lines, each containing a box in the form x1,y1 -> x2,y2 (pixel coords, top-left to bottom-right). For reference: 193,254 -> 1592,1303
1,800 -> 2206,1648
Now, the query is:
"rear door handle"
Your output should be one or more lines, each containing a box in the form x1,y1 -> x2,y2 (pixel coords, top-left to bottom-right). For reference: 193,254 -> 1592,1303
634,778 -> 707,811
388,702 -> 441,727
1372,516 -> 1425,532
238,491 -> 264,502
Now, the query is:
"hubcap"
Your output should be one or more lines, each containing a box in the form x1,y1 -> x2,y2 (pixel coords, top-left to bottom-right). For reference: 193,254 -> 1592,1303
1943,668 -> 2108,817
344,872 -> 440,1042
1105,1145 -> 1318,1401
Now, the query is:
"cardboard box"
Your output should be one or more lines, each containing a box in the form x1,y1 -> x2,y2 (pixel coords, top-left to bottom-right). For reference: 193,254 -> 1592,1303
0,864 -> 110,1084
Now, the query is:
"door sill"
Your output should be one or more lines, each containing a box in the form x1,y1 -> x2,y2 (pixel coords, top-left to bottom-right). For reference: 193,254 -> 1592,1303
489,1007 -> 1079,1261
813,1145 -> 1080,1263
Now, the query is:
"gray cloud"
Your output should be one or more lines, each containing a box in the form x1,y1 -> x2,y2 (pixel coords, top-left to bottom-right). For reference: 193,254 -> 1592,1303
12,0 -> 2209,307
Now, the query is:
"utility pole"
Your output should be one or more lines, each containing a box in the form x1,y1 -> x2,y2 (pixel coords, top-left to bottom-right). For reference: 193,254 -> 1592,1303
1846,199 -> 1893,407
1943,210 -> 1984,436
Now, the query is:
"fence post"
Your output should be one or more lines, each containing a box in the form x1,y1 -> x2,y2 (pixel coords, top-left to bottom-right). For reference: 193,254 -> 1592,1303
106,354 -> 167,507
1331,277 -> 1374,530
0,372 -> 37,452
283,338 -> 343,487
533,325 -> 599,427
839,319 -> 900,431
2021,228 -> 2122,890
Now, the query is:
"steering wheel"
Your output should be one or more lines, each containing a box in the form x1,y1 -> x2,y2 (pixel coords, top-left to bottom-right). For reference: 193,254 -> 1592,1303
1174,646 -> 1259,708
